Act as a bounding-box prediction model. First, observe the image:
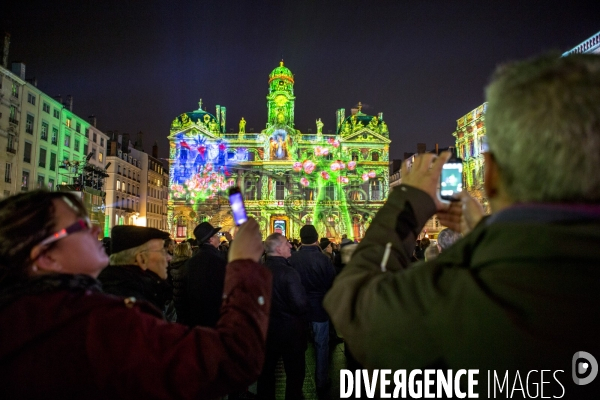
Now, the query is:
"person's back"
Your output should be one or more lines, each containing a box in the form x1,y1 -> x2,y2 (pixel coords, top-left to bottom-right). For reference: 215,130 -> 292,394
324,54 -> 600,398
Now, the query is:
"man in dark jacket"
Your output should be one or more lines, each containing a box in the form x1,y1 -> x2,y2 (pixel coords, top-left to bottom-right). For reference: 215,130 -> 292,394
257,233 -> 308,400
98,226 -> 172,312
289,225 -> 336,392
177,221 -> 226,327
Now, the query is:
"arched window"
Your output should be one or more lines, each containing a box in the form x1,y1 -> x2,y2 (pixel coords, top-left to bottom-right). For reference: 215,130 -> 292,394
371,179 -> 381,201
372,152 -> 379,161
352,152 -> 359,161
116,180 -> 121,191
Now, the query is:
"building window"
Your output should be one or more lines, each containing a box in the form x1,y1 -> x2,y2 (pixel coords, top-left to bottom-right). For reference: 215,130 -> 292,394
64,134 -> 70,148
83,144 -> 88,156
325,183 -> 335,200
66,118 -> 72,128
53,109 -> 60,119
7,134 -> 15,152
275,180 -> 285,200
74,138 -> 80,152
116,180 -> 121,191
41,122 -> 49,141
50,153 -> 56,171
11,82 -> 18,98
116,196 -> 120,209
93,132 -> 97,143
100,138 -> 104,147
4,163 -> 11,183
9,105 -> 17,123
38,148 -> 47,168
372,152 -> 379,161
26,114 -> 34,134
76,122 -> 81,133
48,179 -> 54,191
117,165 -> 121,174
303,187 -> 314,201
43,102 -> 50,113
37,175 -> 44,188
352,152 -> 359,161
371,179 -> 381,201
51,127 -> 58,145
23,142 -> 32,163
98,152 -> 103,162
27,93 -> 36,105
21,171 -> 30,191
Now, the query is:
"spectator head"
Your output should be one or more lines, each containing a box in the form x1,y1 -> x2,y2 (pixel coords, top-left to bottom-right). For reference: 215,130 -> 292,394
319,238 -> 332,252
173,242 -> 192,262
299,225 -> 319,245
420,237 -> 431,250
264,233 -> 292,259
110,226 -> 171,279
0,191 -> 106,284
485,53 -> 600,209
424,245 -> 440,262
193,222 -> 221,248
437,228 -> 462,252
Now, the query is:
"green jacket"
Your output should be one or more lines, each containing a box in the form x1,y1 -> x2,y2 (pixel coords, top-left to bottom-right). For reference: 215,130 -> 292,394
324,185 -> 600,396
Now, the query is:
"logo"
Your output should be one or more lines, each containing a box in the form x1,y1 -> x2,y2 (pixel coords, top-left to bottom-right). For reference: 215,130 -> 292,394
572,351 -> 598,385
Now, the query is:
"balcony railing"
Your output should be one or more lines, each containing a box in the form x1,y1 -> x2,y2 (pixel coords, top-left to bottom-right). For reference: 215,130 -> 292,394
6,147 -> 16,154
9,117 -> 19,125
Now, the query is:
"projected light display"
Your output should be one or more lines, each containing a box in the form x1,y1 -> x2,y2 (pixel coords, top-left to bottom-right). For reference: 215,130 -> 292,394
168,62 -> 391,241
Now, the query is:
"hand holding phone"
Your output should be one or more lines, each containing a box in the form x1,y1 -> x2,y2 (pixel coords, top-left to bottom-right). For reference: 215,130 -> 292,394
228,187 -> 248,225
439,159 -> 463,201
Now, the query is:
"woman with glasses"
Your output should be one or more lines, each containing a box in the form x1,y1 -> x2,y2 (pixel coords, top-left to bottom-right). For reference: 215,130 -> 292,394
0,190 -> 271,399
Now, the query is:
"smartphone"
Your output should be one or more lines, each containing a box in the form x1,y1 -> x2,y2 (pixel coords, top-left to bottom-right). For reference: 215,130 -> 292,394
439,159 -> 463,201
228,186 -> 248,225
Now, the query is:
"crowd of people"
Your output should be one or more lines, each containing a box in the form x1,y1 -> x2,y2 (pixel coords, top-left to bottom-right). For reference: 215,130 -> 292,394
1,53 -> 599,398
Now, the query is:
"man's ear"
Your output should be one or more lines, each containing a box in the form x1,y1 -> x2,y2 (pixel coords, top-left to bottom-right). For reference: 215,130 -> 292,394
134,252 -> 147,270
483,152 -> 499,199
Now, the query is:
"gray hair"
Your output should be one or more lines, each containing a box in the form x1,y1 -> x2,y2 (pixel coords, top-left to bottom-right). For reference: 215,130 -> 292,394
424,245 -> 440,262
485,53 -> 600,203
264,233 -> 285,255
437,228 -> 461,251
109,242 -> 149,266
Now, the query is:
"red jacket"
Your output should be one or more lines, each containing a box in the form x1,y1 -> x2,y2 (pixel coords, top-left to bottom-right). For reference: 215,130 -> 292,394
0,260 -> 271,399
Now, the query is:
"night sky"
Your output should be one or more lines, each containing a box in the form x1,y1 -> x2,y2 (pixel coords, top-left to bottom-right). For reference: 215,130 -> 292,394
3,1 -> 598,162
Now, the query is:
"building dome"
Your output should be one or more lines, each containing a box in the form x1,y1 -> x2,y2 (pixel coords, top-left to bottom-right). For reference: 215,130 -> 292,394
269,60 -> 294,84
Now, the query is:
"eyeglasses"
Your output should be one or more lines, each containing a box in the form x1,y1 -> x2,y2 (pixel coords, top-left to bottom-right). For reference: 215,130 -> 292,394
38,218 -> 92,247
31,217 -> 93,261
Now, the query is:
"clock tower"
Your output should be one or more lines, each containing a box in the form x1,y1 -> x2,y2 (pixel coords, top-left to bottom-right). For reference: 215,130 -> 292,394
267,61 -> 295,128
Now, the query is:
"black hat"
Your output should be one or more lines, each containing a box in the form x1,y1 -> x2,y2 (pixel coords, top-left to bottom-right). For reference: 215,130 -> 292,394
111,226 -> 170,254
193,222 -> 221,243
300,225 -> 318,244
319,237 -> 331,250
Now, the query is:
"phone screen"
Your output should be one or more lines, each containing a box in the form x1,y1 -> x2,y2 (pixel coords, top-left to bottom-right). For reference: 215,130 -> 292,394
229,189 -> 248,225
440,161 -> 463,200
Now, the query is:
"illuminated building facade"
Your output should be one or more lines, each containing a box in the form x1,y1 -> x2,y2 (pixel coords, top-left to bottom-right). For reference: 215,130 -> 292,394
167,62 -> 391,240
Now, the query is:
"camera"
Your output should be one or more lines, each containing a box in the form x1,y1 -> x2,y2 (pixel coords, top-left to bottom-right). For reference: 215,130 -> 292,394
228,186 -> 248,225
439,158 -> 463,201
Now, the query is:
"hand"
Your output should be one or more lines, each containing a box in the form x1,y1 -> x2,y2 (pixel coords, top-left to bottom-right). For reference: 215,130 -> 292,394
228,218 -> 263,263
223,231 -> 233,242
401,151 -> 452,212
437,191 -> 485,235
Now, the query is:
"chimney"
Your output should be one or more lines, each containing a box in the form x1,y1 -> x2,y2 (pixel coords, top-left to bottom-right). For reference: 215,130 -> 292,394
152,141 -> 158,158
122,133 -> 130,153
134,131 -> 144,151
1,32 -> 10,68
11,62 -> 26,80
417,143 -> 427,154
88,115 -> 97,128
54,94 -> 62,104
65,95 -> 73,112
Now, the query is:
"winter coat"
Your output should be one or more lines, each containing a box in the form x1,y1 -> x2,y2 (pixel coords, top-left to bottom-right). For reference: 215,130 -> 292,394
0,260 -> 272,399
98,264 -> 172,312
324,184 -> 600,398
264,256 -> 308,347
289,245 -> 335,322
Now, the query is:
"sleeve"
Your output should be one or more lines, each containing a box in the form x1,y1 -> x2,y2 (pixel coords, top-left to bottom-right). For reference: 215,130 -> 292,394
323,185 -> 444,369
86,259 -> 272,399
